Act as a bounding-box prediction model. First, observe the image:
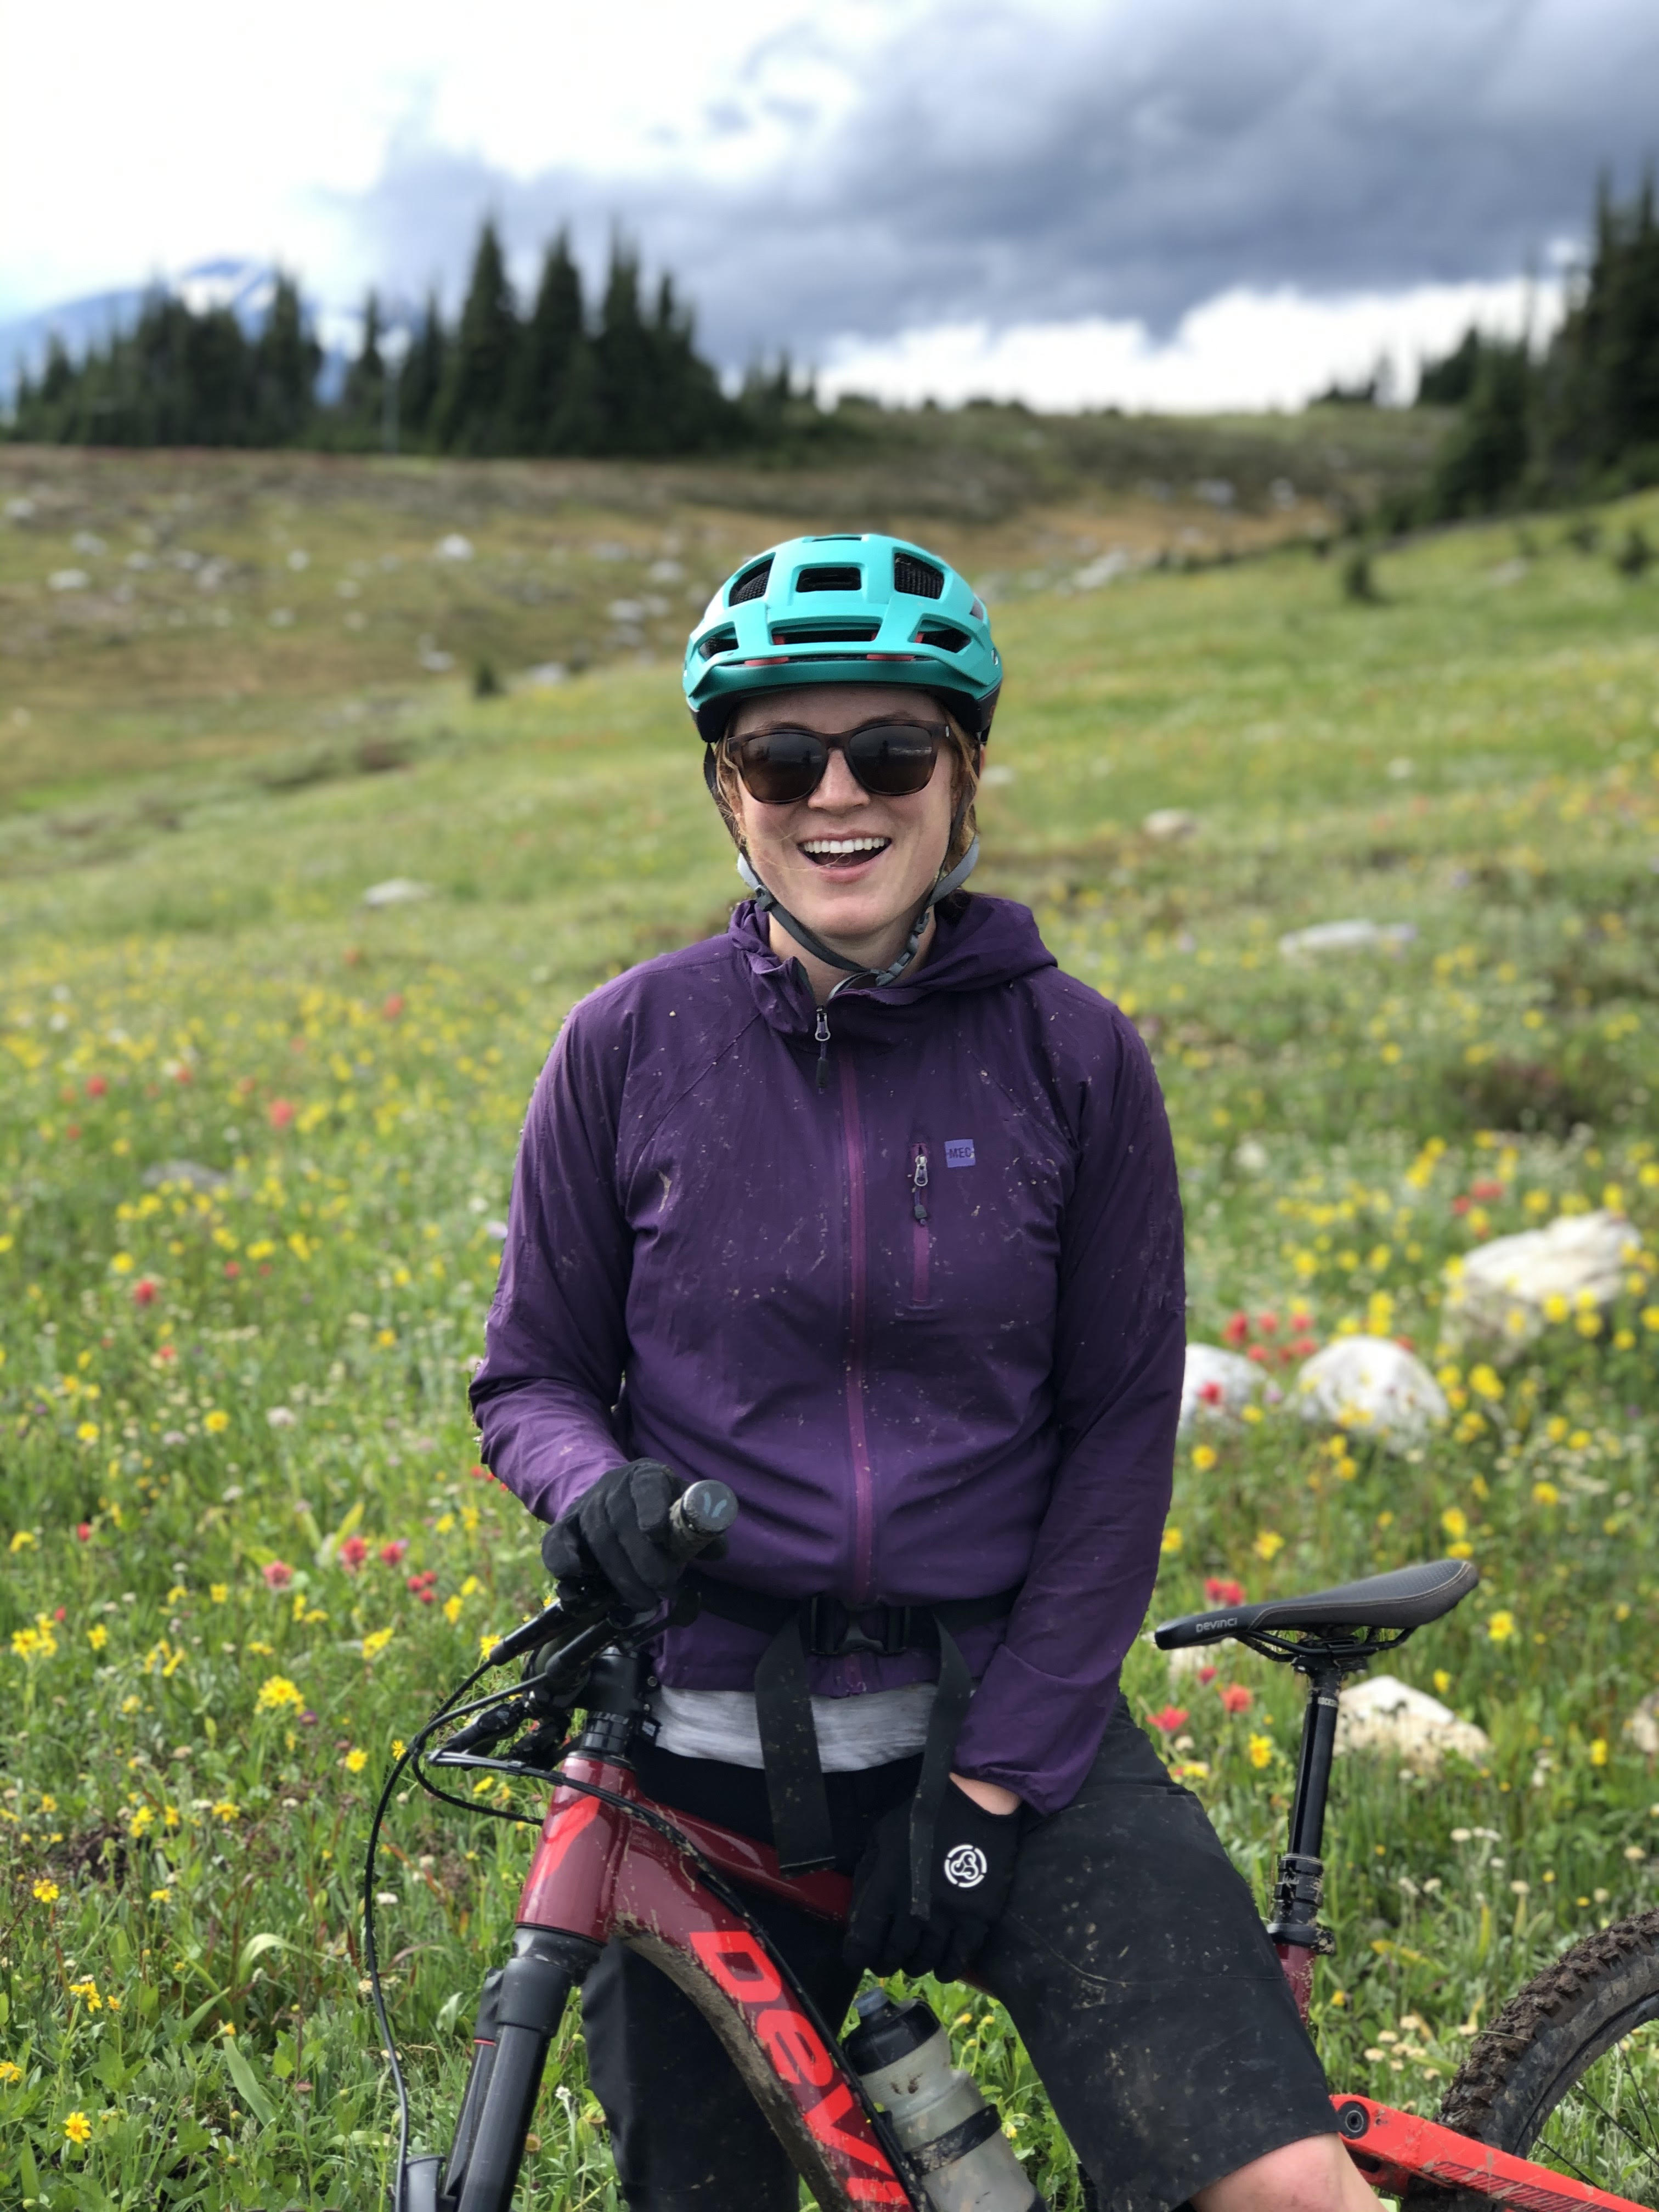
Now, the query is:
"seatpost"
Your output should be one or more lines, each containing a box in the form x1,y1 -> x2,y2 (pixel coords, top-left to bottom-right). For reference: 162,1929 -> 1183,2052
1267,1654 -> 1344,2021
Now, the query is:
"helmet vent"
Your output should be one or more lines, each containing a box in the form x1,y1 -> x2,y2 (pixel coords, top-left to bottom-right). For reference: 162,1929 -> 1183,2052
770,619 -> 881,645
914,618 -> 971,653
697,624 -> 738,660
893,554 -> 945,599
729,559 -> 772,605
795,564 -> 863,594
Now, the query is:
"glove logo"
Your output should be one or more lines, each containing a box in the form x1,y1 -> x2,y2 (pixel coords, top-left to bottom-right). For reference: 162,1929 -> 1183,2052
943,1843 -> 989,1889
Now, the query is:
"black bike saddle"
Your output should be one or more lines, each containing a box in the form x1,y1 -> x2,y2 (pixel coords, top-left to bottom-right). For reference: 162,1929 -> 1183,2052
1154,1556 -> 1480,1651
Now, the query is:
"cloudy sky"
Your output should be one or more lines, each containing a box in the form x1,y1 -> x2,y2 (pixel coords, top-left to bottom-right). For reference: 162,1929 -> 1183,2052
2,0 -> 1655,409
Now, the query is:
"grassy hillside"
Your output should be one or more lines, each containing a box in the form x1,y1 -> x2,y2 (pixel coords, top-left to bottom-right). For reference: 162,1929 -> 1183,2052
1,445 -> 1657,2209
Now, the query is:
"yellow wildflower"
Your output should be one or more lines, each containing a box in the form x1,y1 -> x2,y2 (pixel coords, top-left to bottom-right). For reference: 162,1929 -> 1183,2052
1487,1611 -> 1516,1643
1159,1527 -> 1183,1555
362,1627 -> 394,1660
1589,1739 -> 1609,1768
212,1801 -> 241,1821
9,1530 -> 36,1553
255,1674 -> 304,1713
1441,1506 -> 1468,1541
209,1584 -> 228,1604
1190,1444 -> 1218,1472
33,1878 -> 60,1903
64,2110 -> 92,2145
202,1409 -> 230,1434
1468,1364 -> 1503,1402
1247,1735 -> 1273,1769
344,1747 -> 369,1774
442,1594 -> 464,1624
1532,1481 -> 1560,1506
1253,1530 -> 1285,1562
87,1623 -> 109,1650
0,2059 -> 22,2084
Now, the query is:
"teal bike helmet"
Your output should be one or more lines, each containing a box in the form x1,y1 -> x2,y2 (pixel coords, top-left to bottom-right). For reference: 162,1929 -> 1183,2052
684,534 -> 1003,1009
683,532 -> 1002,743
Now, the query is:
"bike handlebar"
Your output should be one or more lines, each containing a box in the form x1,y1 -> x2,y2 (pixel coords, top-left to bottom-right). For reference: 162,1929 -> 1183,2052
484,1479 -> 739,1671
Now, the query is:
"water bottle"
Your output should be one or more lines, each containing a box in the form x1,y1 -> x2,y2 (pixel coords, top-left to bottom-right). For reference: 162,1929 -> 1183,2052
845,1990 -> 1047,2212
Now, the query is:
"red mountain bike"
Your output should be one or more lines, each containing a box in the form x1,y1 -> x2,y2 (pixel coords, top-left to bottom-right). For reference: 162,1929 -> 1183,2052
368,1486 -> 1659,2212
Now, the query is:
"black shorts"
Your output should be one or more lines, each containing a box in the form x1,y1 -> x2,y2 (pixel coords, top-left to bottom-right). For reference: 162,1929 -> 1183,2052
581,1701 -> 1337,2212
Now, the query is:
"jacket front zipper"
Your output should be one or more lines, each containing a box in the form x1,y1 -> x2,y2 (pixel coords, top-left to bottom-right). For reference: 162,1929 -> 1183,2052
910,1143 -> 931,1306
839,1051 -> 876,1611
813,1005 -> 831,1090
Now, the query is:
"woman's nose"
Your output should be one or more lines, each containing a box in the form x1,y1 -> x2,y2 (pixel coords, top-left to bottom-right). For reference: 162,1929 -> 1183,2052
809,746 -> 867,809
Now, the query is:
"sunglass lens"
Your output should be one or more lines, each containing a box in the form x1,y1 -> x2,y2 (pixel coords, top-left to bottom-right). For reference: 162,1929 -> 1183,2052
735,729 -> 827,804
844,724 -> 940,797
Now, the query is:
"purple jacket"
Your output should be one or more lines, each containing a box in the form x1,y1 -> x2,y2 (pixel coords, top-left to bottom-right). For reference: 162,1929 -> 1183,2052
471,894 -> 1184,1814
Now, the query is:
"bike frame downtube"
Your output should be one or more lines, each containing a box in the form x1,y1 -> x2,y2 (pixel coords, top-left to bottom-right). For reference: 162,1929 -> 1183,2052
512,1752 -> 916,2211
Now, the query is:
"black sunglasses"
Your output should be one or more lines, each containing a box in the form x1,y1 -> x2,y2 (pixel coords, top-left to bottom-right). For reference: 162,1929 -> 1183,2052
728,720 -> 947,806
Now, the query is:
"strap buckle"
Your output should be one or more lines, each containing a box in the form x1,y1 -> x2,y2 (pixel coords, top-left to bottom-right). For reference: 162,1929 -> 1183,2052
805,1596 -> 916,1660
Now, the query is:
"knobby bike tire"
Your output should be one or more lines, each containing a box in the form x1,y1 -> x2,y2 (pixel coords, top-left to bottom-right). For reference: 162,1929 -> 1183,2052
1400,1909 -> 1659,2210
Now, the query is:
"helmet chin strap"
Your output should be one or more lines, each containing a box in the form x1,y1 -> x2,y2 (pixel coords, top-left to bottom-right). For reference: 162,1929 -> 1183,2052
736,811 -> 979,997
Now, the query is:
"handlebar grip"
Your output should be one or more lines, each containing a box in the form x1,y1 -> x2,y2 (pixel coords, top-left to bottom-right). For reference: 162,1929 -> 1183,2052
667,1479 -> 739,1560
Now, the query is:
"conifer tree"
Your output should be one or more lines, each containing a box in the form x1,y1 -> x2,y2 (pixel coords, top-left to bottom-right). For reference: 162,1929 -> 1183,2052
340,291 -> 387,448
511,231 -> 595,453
435,220 -> 521,454
398,293 -> 449,448
250,274 -> 320,445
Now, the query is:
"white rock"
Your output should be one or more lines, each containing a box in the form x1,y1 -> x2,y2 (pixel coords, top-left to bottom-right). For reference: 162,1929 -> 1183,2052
647,558 -> 685,583
419,648 -> 454,673
1074,550 -> 1133,590
608,598 -> 646,623
1233,1138 -> 1269,1175
48,568 -> 89,592
267,1406 -> 298,1429
1444,1210 -> 1636,1348
433,533 -> 475,562
1623,1690 -> 1659,1758
5,496 -> 37,520
521,662 -> 567,689
1337,1675 -> 1491,1770
1293,1335 -> 1447,1450
72,531 -> 106,555
362,878 -> 431,909
141,1159 -> 229,1193
1278,918 -> 1417,956
1179,1344 -> 1263,1435
1143,808 -> 1198,840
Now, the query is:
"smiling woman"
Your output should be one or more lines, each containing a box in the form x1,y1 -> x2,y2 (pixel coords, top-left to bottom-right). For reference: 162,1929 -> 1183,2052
467,529 -> 1373,2212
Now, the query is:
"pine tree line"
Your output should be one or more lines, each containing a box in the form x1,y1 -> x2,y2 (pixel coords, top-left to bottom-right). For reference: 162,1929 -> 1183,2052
1416,173 -> 1659,518
7,222 -> 812,457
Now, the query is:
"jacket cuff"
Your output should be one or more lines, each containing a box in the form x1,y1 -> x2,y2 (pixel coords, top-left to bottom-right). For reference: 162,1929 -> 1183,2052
951,1641 -> 1121,1817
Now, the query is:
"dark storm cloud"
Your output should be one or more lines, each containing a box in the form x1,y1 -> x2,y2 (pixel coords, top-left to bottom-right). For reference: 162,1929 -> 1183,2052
345,0 -> 1659,363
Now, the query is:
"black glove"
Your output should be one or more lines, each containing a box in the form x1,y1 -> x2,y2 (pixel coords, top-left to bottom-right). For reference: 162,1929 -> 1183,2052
540,1460 -> 703,1612
843,1779 -> 1022,1983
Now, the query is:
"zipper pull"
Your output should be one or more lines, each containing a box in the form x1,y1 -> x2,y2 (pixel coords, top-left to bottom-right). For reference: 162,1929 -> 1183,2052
814,1005 -> 831,1092
911,1146 -> 930,1224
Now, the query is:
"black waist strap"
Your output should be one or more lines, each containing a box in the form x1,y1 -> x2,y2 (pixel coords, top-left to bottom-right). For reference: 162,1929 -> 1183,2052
685,1573 -> 1020,1893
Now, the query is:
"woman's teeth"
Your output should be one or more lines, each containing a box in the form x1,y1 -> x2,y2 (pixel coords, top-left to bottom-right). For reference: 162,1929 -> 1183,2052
800,836 -> 890,863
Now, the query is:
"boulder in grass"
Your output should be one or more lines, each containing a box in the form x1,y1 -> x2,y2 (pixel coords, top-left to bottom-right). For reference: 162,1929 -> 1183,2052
1443,1210 -> 1635,1350
1143,808 -> 1198,840
1624,1691 -> 1659,1758
362,878 -> 432,909
1179,1344 -> 1263,1435
1278,918 -> 1417,957
1336,1674 -> 1491,1771
142,1159 -> 229,1194
1293,1335 -> 1447,1451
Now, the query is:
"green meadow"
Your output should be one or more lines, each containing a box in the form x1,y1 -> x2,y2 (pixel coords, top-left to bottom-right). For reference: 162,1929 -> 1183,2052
2,444 -> 1658,2208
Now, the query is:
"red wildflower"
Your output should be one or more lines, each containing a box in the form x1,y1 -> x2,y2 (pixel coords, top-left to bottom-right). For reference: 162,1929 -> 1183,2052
262,1560 -> 294,1590
1222,1312 -> 1250,1346
1147,1706 -> 1189,1735
1471,1178 -> 1505,1201
268,1098 -> 296,1130
1219,1684 -> 1253,1714
235,1075 -> 257,1096
1289,1335 -> 1318,1356
223,1261 -> 240,1279
132,1278 -> 158,1306
86,1075 -> 108,1098
1204,1578 -> 1244,1606
338,1535 -> 370,1572
53,1606 -> 66,1623
1198,1664 -> 1218,1686
379,1539 -> 410,1565
75,1521 -> 92,1543
1451,1194 -> 1471,1216
1198,1380 -> 1223,1406
1256,1310 -> 1280,1334
1246,1343 -> 1269,1364
156,1341 -> 176,1362
1289,1308 -> 1313,1333
382,994 -> 405,1020
65,1124 -> 81,1140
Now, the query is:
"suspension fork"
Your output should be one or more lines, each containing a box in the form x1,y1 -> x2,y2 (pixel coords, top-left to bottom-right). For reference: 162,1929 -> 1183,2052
445,1926 -> 602,2212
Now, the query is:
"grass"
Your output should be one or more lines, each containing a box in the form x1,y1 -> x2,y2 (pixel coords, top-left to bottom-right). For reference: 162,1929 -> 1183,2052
1,442 -> 1658,2208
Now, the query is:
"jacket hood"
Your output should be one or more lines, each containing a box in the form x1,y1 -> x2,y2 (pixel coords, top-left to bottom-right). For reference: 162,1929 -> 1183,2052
730,892 -> 1057,1041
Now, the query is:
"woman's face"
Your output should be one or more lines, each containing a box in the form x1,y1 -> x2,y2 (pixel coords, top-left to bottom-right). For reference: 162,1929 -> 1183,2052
727,684 -> 958,956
